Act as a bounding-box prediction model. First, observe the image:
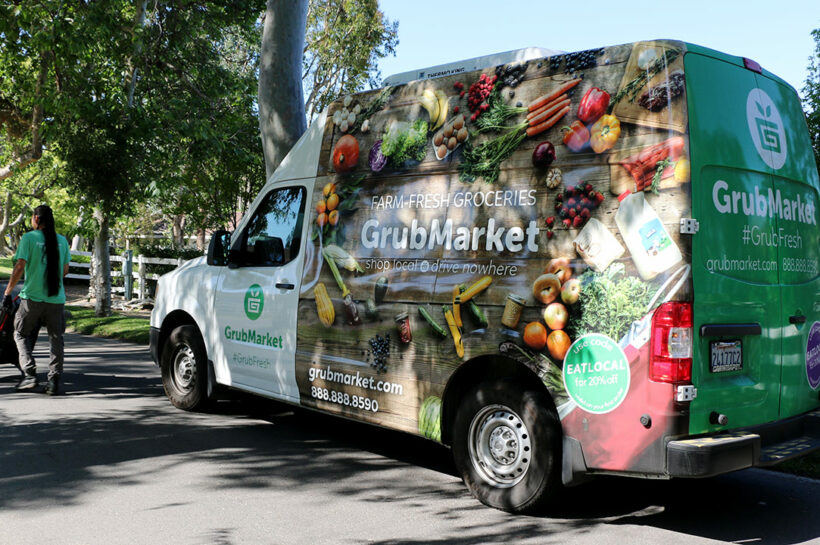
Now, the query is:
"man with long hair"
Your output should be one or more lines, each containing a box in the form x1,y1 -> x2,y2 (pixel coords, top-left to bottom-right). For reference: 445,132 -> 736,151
3,205 -> 71,395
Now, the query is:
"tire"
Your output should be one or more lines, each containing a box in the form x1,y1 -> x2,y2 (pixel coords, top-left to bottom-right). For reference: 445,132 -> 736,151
160,325 -> 208,411
452,378 -> 561,514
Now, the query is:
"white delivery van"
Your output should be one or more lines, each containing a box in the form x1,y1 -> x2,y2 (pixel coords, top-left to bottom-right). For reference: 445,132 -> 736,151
151,40 -> 820,513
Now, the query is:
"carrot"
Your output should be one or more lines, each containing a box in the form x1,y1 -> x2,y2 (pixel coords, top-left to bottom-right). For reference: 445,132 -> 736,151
526,106 -> 569,137
526,94 -> 567,120
528,79 -> 581,112
527,99 -> 570,127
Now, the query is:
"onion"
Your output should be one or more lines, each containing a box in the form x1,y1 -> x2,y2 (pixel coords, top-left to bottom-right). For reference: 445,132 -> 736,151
369,140 -> 387,172
532,141 -> 556,167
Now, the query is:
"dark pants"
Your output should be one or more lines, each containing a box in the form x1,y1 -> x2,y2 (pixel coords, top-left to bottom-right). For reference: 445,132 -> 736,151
14,298 -> 65,379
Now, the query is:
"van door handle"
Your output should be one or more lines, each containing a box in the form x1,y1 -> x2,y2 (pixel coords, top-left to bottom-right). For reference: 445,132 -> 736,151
275,283 -> 295,290
789,315 -> 807,324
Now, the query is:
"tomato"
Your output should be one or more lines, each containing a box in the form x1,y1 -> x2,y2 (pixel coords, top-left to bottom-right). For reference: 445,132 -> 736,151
332,135 -> 359,173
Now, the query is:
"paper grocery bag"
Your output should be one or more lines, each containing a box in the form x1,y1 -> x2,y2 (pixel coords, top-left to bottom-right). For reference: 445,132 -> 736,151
573,218 -> 625,273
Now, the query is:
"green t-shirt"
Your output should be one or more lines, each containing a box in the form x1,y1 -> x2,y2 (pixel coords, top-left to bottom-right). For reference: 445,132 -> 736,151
14,229 -> 71,304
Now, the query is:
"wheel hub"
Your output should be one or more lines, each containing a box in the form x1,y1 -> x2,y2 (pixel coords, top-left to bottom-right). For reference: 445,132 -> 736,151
468,405 -> 532,488
488,426 -> 518,464
173,345 -> 196,390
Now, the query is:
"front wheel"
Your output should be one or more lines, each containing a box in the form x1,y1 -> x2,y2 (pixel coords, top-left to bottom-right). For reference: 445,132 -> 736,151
452,379 -> 561,514
160,325 -> 208,411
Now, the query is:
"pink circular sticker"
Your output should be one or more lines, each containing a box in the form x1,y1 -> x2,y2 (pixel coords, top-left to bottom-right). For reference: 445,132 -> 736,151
806,321 -> 820,389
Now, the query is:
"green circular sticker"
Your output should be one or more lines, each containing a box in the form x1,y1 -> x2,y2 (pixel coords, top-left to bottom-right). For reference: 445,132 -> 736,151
244,284 -> 264,320
563,334 -> 630,414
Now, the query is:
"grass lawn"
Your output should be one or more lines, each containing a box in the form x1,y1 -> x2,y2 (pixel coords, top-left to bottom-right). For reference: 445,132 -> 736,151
0,256 -> 12,279
770,451 -> 820,479
65,305 -> 150,345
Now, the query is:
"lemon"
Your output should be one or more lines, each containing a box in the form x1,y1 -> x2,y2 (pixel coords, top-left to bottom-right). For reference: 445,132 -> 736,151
674,158 -> 690,183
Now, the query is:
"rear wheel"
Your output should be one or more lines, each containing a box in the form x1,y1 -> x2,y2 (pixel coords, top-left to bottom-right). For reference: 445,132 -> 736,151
452,379 -> 561,513
161,325 -> 208,411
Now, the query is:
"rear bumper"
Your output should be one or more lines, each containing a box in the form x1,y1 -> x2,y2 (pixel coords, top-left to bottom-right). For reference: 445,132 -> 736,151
667,408 -> 820,477
149,326 -> 161,366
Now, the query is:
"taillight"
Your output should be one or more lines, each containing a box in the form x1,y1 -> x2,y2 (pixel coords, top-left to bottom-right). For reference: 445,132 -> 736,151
650,301 -> 693,383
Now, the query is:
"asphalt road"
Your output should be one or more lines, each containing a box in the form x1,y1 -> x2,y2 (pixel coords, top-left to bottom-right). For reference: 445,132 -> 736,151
0,332 -> 818,545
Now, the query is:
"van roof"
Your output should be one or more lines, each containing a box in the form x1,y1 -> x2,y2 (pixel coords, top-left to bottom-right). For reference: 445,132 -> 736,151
382,47 -> 563,87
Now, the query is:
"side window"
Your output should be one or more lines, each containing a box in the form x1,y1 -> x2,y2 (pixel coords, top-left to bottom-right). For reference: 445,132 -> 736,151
240,186 -> 306,267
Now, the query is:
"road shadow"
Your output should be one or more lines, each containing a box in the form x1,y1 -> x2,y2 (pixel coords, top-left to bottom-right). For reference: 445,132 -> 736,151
0,332 -> 817,545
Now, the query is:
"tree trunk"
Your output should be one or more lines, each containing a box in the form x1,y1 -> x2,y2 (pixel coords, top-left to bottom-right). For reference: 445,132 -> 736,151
258,0 -> 308,180
171,214 -> 185,247
71,235 -> 84,251
196,228 -> 206,251
0,191 -> 24,255
92,206 -> 112,317
0,51 -> 49,182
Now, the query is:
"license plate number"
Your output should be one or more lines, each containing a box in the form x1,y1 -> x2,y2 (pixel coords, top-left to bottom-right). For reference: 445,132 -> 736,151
710,340 -> 742,372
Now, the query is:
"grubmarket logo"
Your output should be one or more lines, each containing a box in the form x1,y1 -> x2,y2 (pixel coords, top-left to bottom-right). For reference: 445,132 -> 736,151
746,88 -> 787,170
244,284 -> 264,320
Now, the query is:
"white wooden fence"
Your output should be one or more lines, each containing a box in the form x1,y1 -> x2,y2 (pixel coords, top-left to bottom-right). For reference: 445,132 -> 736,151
67,250 -> 184,300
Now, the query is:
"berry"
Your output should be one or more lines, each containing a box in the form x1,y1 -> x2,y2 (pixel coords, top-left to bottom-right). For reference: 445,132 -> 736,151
572,216 -> 583,228
546,230 -> 554,240
460,91 -> 465,98
568,208 -> 577,218
584,183 -> 593,193
453,106 -> 459,114
545,216 -> 555,227
559,206 -> 569,218
580,208 -> 591,220
556,193 -> 564,202
562,218 -> 572,228
567,197 -> 577,208
580,197 -> 591,209
554,201 -> 563,212
595,192 -> 605,204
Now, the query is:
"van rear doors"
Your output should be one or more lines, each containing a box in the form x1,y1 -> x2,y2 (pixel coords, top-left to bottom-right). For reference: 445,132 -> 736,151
686,46 -> 820,434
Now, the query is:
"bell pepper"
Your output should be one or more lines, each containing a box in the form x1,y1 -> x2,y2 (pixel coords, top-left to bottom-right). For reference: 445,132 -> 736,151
561,121 -> 589,153
577,87 -> 610,124
589,114 -> 621,154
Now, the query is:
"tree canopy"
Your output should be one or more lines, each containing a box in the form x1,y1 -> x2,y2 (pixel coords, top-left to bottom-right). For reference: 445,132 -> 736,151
804,28 -> 820,169
303,0 -> 398,121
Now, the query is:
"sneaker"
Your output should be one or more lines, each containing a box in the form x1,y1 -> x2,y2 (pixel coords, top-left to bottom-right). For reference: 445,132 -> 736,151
45,376 -> 60,396
15,375 -> 38,391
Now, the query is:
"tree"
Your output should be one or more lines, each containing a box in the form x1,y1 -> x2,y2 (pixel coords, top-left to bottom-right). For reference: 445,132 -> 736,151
3,1 -> 268,315
302,0 -> 398,122
144,14 -> 265,241
0,151 -> 60,255
258,0 -> 308,178
804,28 -> 820,169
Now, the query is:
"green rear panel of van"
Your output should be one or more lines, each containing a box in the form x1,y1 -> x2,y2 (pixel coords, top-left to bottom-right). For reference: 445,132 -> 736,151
685,44 -> 820,435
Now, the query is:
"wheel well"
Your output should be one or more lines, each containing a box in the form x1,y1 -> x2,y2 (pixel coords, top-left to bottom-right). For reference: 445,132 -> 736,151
439,355 -> 556,446
158,310 -> 201,360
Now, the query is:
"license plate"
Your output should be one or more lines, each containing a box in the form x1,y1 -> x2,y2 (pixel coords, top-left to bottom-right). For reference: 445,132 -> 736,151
710,340 -> 743,372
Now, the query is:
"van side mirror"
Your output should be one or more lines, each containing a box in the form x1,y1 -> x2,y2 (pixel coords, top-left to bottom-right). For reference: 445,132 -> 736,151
207,230 -> 231,266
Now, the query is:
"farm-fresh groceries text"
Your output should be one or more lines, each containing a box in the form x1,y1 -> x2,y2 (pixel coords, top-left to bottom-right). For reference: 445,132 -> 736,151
370,189 -> 536,210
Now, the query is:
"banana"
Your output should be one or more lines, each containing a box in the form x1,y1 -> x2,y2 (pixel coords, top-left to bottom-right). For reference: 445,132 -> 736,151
419,89 -> 440,126
432,89 -> 449,130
